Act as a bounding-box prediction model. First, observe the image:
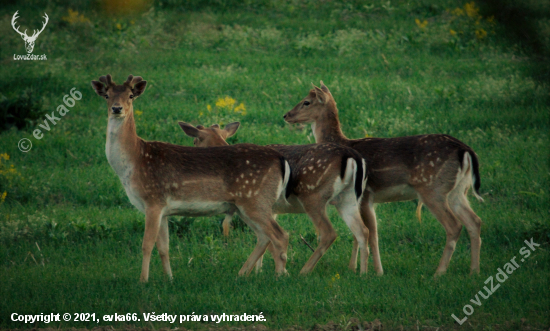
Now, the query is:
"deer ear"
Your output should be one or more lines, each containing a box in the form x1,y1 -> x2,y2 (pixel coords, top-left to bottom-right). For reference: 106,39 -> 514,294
224,122 -> 240,138
91,81 -> 107,97
179,122 -> 201,138
320,81 -> 331,94
314,86 -> 326,104
132,80 -> 147,98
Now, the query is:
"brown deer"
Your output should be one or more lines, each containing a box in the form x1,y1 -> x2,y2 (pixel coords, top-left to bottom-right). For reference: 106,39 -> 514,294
179,121 -> 373,275
284,82 -> 484,276
91,74 -> 291,282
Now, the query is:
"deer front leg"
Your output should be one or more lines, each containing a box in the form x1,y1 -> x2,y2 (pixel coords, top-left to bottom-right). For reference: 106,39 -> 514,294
141,206 -> 163,282
156,216 -> 172,280
349,237 -> 359,271
222,213 -> 233,237
299,197 -> 337,274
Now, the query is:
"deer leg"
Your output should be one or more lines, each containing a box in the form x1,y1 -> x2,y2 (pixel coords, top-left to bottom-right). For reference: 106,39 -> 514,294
222,213 -> 232,237
449,192 -> 482,274
141,206 -> 163,282
335,200 -> 370,275
156,216 -> 172,279
349,237 -> 359,271
299,199 -> 337,274
237,208 -> 288,276
420,194 -> 463,276
254,215 -> 277,273
360,194 -> 383,275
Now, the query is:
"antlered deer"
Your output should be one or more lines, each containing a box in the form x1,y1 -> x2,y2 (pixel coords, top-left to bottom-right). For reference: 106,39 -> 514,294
179,122 -> 374,274
284,82 -> 483,276
91,74 -> 291,282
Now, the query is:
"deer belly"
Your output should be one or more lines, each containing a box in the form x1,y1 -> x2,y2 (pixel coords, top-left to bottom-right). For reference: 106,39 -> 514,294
273,194 -> 306,214
372,184 -> 418,203
164,199 -> 231,217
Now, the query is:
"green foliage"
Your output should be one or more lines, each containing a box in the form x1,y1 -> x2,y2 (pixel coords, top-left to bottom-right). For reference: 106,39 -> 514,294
0,0 -> 549,330
0,89 -> 45,133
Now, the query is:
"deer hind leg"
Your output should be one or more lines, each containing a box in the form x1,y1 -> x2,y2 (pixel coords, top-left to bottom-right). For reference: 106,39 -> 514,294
449,189 -> 482,274
237,207 -> 288,276
156,216 -> 173,279
335,199 -> 370,275
141,206 -> 163,282
360,194 -> 383,275
420,193 -> 463,276
254,215 -> 277,273
299,198 -> 337,274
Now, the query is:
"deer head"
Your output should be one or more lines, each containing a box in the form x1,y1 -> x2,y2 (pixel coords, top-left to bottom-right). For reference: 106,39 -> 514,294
179,122 -> 240,147
91,74 -> 147,118
284,81 -> 337,124
11,11 -> 49,54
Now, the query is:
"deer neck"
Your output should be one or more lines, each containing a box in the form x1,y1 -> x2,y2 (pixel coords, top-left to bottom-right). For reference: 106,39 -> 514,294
106,109 -> 141,184
312,104 -> 348,144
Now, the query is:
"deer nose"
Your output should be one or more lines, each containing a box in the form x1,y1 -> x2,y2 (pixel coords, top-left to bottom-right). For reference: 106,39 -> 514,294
112,106 -> 122,114
283,113 -> 288,119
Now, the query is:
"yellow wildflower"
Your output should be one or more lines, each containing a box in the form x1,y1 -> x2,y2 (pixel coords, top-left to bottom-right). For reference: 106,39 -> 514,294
415,19 -> 428,29
62,9 -> 90,24
450,29 -> 457,36
234,103 -> 246,114
451,8 -> 464,16
116,23 -> 122,30
199,111 -> 204,117
464,2 -> 479,18
215,96 -> 237,110
135,110 -> 143,116
0,154 -> 9,161
475,28 -> 487,39
0,192 -> 6,203
207,104 -> 212,112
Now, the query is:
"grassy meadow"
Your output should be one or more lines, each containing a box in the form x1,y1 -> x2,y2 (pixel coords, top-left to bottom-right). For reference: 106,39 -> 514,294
0,0 -> 549,329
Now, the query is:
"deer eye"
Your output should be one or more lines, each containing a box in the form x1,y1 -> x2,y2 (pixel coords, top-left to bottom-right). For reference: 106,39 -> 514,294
105,95 -> 109,99
303,101 -> 310,106
129,95 -> 134,99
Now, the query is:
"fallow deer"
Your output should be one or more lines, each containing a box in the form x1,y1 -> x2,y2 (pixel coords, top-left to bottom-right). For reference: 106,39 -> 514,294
91,74 -> 291,282
284,82 -> 484,276
179,121 -> 373,274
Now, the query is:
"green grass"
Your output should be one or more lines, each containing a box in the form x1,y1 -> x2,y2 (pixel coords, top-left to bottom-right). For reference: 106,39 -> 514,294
0,0 -> 549,329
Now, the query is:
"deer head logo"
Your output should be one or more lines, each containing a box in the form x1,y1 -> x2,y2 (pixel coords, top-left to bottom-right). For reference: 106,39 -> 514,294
11,11 -> 49,54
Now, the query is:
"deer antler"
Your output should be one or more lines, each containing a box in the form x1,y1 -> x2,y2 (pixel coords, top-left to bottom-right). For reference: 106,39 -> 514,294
30,13 -> 49,39
11,11 -> 28,39
99,75 -> 115,87
124,75 -> 144,88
